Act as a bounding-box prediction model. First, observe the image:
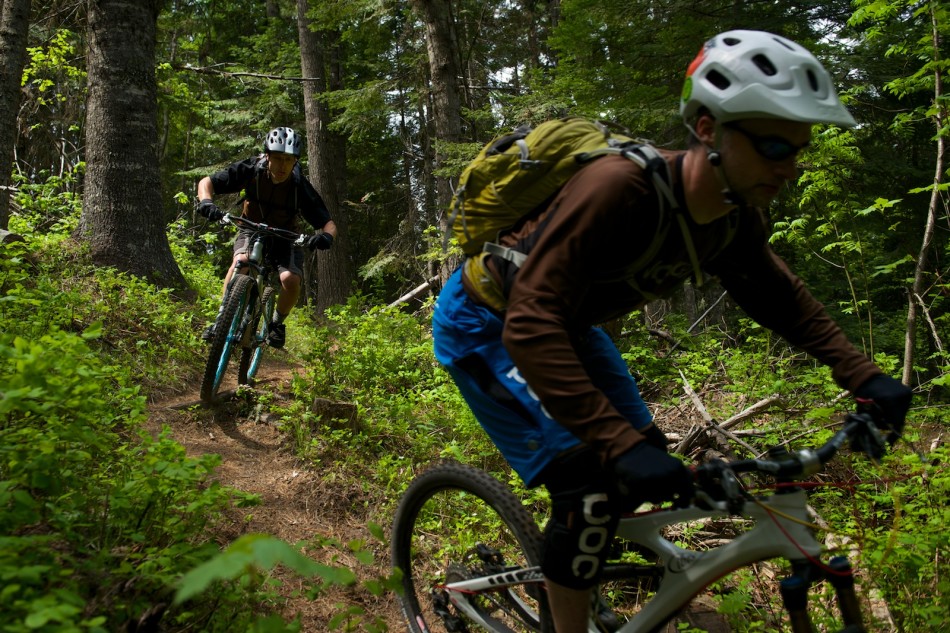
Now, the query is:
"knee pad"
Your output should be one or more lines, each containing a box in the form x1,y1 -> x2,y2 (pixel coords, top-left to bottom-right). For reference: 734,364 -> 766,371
540,475 -> 619,590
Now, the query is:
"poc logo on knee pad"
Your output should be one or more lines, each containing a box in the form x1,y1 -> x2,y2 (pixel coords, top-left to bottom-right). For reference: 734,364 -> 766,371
571,493 -> 612,580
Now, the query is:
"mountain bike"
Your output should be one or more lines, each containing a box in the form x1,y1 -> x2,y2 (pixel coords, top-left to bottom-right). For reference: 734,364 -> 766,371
200,214 -> 313,403
391,411 -> 891,633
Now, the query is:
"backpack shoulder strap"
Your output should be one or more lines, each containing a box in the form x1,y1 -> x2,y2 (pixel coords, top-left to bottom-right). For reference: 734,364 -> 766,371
622,145 -> 707,287
241,154 -> 268,203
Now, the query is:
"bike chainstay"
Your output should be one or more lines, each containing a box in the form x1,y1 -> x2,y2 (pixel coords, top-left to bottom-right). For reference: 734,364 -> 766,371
435,544 -> 541,632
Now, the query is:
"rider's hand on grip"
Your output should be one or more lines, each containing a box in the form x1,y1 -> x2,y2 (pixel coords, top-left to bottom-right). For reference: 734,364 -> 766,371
306,232 -> 334,250
611,441 -> 694,509
196,198 -> 224,222
854,374 -> 912,445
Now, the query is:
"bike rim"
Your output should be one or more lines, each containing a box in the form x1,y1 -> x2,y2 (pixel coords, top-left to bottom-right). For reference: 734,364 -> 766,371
212,289 -> 249,393
393,468 -> 548,632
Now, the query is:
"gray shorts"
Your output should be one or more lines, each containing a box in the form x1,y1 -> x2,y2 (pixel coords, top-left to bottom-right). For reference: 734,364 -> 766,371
234,230 -> 304,277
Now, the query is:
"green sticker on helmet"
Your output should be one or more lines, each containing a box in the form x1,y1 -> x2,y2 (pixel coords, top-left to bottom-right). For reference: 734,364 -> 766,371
681,77 -> 692,102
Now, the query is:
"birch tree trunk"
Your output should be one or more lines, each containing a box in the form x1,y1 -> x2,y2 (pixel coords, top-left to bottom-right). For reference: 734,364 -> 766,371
902,5 -> 946,386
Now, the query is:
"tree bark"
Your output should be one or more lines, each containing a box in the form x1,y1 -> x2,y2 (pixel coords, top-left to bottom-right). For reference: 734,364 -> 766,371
81,0 -> 186,288
0,0 -> 32,230
411,0 -> 463,277
296,0 -> 354,312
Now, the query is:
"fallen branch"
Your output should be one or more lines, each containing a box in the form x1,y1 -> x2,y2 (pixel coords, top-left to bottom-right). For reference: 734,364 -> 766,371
673,370 -> 758,457
388,276 -> 439,308
719,395 -> 782,430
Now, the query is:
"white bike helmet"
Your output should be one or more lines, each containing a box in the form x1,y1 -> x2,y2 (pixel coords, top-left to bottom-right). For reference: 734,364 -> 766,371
680,30 -> 856,127
264,127 -> 302,156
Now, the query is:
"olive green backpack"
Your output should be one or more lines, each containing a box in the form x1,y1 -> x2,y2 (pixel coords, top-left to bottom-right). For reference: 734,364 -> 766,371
446,117 -> 680,264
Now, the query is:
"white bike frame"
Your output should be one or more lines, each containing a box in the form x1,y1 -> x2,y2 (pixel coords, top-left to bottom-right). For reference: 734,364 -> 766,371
443,489 -> 823,632
610,489 -> 819,632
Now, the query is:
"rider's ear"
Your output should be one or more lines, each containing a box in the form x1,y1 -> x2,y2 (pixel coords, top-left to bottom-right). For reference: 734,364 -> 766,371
694,113 -> 717,148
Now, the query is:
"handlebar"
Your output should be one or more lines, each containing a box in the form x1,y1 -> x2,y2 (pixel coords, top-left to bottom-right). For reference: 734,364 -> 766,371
692,412 -> 887,508
728,412 -> 884,477
219,213 -> 320,247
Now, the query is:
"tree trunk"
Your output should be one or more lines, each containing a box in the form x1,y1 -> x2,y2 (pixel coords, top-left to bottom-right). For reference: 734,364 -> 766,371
411,0 -> 463,277
81,0 -> 186,289
0,0 -> 32,230
902,5 -> 945,386
297,0 -> 354,312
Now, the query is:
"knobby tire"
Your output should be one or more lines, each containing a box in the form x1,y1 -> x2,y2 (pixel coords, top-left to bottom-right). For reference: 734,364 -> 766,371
391,460 -> 555,633
239,286 -> 275,385
200,274 -> 254,403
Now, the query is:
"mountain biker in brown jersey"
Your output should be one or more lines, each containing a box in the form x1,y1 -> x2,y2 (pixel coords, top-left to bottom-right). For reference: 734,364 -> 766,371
195,126 -> 337,349
431,30 -> 913,632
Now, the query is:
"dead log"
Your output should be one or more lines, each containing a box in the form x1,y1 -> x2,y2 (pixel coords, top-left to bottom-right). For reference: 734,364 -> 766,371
388,276 -> 440,308
1,229 -> 24,245
672,370 -> 759,458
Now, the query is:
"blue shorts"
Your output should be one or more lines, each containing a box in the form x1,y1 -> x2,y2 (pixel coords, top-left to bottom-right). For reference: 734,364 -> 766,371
432,268 -> 652,487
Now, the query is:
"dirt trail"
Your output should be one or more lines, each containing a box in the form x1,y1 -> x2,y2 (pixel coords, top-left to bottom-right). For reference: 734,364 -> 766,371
145,356 -> 731,633
145,356 -> 405,631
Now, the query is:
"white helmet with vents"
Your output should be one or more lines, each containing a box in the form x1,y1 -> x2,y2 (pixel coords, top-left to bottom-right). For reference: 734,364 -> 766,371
680,30 -> 856,127
264,127 -> 302,156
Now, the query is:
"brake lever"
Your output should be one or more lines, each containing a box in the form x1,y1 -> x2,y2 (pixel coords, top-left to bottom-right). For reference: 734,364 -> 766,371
693,461 -> 746,513
848,411 -> 888,461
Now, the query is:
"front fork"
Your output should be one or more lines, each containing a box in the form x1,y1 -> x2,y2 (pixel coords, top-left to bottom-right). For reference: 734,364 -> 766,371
780,557 -> 865,633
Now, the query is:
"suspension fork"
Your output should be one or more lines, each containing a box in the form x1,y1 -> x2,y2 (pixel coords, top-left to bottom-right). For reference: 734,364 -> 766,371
780,557 -> 866,633
827,557 -> 865,632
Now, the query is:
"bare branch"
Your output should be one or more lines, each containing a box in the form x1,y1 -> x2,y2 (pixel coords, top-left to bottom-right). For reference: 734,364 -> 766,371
674,370 -> 759,456
914,293 -> 945,352
175,63 -> 319,83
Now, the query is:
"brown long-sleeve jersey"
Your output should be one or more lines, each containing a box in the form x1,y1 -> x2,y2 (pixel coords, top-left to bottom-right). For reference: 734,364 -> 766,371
462,150 -> 881,463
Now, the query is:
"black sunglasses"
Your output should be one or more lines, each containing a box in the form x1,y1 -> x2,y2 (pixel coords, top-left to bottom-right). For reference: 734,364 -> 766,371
723,123 -> 809,162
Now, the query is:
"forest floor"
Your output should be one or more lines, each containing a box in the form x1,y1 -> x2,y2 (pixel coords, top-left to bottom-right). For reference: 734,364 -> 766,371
144,354 -> 732,633
144,354 -> 406,632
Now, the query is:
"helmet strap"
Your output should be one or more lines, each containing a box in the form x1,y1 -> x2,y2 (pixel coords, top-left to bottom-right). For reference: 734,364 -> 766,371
687,121 -> 743,207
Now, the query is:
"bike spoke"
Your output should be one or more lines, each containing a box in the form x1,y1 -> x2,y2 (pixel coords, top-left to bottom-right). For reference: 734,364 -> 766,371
392,462 -> 552,633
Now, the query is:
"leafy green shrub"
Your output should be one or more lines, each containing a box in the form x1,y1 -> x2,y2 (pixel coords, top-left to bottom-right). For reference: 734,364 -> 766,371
1,231 -> 206,395
0,324 -> 265,630
0,233 -> 309,630
293,297 -> 492,466
839,447 -> 950,631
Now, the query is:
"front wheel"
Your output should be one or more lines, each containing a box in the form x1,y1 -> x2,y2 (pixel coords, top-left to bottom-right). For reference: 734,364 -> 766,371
391,460 -> 554,633
200,274 -> 254,403
239,286 -> 275,385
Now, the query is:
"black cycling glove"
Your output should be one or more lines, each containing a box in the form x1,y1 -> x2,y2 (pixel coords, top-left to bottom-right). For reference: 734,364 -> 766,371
610,441 -> 693,509
306,232 -> 334,250
196,198 -> 224,222
640,424 -> 670,452
854,374 -> 912,444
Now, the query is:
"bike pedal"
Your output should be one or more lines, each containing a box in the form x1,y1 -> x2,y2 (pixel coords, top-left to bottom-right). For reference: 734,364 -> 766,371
475,542 -> 504,565
593,594 -> 621,632
266,322 -> 286,349
595,609 -> 622,632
